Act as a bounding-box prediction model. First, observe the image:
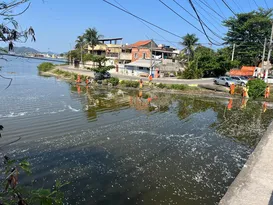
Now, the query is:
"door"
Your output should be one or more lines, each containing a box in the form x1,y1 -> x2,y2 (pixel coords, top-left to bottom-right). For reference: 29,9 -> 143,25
219,77 -> 225,85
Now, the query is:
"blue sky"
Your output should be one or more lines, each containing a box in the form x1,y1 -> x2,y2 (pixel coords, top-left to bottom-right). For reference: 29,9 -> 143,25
5,0 -> 273,53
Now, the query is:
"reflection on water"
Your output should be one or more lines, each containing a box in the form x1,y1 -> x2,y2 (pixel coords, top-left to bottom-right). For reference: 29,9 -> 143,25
1,58 -> 273,205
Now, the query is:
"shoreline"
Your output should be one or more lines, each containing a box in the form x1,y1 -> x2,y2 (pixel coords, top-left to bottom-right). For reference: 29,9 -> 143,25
40,69 -> 237,99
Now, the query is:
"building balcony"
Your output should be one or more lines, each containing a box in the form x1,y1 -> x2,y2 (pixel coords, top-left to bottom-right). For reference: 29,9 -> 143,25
120,52 -> 132,61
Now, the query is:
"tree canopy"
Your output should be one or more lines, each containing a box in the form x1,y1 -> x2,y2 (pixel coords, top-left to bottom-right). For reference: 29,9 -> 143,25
83,28 -> 103,54
223,8 -> 273,66
180,33 -> 199,61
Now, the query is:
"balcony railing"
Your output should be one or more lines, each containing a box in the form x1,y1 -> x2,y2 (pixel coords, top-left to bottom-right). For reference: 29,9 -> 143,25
120,53 -> 132,60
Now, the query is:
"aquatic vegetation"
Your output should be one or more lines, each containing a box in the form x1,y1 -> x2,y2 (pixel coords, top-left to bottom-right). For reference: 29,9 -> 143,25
107,77 -> 119,86
37,63 -> 55,72
247,79 -> 267,99
119,80 -> 139,88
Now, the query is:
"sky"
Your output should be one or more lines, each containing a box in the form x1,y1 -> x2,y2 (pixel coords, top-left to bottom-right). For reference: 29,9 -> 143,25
3,0 -> 273,53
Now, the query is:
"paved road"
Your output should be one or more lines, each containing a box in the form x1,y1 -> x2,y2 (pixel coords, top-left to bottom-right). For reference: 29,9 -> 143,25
57,66 -> 214,85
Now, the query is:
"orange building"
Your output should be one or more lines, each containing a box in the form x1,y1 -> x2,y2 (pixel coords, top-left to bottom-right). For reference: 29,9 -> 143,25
230,66 -> 256,77
126,40 -> 157,62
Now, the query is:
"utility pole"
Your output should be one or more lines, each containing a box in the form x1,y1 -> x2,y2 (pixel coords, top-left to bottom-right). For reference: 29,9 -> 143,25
265,21 -> 273,82
231,43 -> 236,61
262,38 -> 267,72
150,39 -> 153,76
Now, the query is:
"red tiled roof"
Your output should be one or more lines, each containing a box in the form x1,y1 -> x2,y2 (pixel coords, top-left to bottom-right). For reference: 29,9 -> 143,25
127,40 -> 151,48
230,66 -> 255,76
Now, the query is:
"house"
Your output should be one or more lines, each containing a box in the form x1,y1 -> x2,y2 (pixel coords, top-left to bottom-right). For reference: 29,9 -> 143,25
123,40 -> 184,76
86,38 -> 132,67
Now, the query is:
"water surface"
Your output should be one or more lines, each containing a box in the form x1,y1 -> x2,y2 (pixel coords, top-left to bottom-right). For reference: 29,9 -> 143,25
0,57 -> 272,205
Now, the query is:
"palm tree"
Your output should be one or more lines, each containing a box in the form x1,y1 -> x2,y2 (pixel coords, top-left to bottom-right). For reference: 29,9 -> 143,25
75,35 -> 84,64
180,33 -> 199,61
83,28 -> 104,54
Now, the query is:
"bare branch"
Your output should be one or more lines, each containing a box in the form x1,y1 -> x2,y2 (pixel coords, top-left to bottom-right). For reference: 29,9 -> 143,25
0,74 -> 13,89
0,2 -> 30,17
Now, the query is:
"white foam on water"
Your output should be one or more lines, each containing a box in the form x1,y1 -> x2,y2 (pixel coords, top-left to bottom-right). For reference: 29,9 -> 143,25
68,105 -> 80,112
0,111 -> 27,118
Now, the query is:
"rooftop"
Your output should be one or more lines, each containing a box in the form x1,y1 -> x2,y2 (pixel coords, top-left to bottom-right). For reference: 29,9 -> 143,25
126,40 -> 151,48
98,38 -> 123,41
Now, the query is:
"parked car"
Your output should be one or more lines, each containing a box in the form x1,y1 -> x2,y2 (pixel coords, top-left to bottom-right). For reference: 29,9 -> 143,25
214,76 -> 236,87
94,72 -> 104,81
94,72 -> 111,81
231,76 -> 248,86
103,72 -> 111,79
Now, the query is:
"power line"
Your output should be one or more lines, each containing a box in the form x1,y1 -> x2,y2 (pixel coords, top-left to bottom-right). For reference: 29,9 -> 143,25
158,0 -> 204,35
252,0 -> 259,8
102,0 -> 181,39
190,3 -> 224,34
158,0 -> 221,45
197,0 -> 225,20
112,0 -> 177,48
188,0 -> 222,46
172,0 -> 224,38
212,0 -> 227,19
221,0 -> 237,16
192,0 -> 223,23
231,0 -> 243,13
152,38 -> 212,45
247,0 -> 253,10
263,0 -> 269,9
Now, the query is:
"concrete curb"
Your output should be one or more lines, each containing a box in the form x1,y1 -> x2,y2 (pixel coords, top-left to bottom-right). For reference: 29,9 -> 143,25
219,121 -> 273,205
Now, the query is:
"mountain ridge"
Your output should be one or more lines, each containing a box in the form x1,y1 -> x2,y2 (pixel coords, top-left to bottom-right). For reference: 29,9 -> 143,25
2,46 -> 58,55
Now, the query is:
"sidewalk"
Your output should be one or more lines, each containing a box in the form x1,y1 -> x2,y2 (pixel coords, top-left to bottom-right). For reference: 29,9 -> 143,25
219,122 -> 273,205
56,65 -> 214,85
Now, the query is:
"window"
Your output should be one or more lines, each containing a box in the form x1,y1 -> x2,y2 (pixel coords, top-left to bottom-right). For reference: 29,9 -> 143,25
134,53 -> 138,59
143,53 -> 146,59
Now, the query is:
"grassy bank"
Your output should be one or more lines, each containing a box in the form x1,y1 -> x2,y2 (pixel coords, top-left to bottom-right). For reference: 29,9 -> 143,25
37,63 -> 218,95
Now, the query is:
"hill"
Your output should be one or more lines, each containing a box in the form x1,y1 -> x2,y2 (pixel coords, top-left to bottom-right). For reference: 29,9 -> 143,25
7,46 -> 39,54
1,46 -> 58,55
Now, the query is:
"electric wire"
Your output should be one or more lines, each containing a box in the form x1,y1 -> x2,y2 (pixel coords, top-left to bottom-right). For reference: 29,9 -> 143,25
103,0 -> 181,38
197,0 -> 225,20
159,0 -> 222,45
113,0 -> 177,48
221,0 -> 237,16
188,0 -> 223,46
172,0 -> 224,38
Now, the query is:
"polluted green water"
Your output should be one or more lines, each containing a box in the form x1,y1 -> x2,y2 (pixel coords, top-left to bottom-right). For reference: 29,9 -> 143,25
1,58 -> 273,205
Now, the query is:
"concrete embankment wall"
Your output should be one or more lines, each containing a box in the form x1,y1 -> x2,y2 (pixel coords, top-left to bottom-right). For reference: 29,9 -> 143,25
219,122 -> 273,205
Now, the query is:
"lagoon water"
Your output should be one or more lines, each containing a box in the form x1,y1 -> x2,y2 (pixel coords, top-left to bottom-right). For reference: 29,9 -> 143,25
0,57 -> 272,205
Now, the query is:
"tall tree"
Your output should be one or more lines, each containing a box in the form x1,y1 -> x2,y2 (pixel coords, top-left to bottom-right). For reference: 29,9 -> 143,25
83,28 -> 103,54
75,35 -> 84,63
180,33 -> 199,61
223,8 -> 273,66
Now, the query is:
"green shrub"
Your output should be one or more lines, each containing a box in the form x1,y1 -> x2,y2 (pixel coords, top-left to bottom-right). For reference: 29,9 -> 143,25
142,93 -> 150,99
73,73 -> 78,80
169,84 -> 188,90
63,71 -> 72,77
157,83 -> 167,89
108,77 -> 119,86
247,79 -> 267,99
120,80 -> 139,88
102,79 -> 108,85
37,62 -> 55,72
